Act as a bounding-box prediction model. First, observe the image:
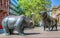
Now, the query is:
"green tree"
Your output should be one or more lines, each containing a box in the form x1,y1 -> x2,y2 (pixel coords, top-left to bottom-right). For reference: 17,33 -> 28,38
18,0 -> 51,25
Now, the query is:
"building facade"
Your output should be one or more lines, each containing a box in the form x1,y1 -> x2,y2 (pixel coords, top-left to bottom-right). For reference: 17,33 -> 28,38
10,0 -> 19,15
0,0 -> 20,29
52,6 -> 60,25
0,0 -> 9,29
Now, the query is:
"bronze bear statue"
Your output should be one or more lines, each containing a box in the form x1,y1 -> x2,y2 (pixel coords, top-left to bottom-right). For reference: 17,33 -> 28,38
2,15 -> 33,36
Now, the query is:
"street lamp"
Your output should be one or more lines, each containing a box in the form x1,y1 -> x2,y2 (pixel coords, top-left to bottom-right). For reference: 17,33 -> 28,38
31,12 -> 34,27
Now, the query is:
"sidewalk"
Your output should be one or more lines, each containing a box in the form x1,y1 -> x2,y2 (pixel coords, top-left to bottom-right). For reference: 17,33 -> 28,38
0,27 -> 60,38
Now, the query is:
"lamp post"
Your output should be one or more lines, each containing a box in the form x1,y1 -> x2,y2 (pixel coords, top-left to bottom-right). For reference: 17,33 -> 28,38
31,12 -> 34,27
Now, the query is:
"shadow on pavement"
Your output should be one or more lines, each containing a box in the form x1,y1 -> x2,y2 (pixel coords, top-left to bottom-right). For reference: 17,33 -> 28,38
24,33 -> 40,35
46,29 -> 59,32
11,33 -> 40,35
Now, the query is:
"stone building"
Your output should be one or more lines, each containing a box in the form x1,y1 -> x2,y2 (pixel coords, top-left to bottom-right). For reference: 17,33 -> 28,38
0,0 -> 9,28
52,6 -> 60,25
0,0 -> 19,29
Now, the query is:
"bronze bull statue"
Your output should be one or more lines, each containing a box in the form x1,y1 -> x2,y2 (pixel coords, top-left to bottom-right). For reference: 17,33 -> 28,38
2,15 -> 33,36
39,11 -> 57,31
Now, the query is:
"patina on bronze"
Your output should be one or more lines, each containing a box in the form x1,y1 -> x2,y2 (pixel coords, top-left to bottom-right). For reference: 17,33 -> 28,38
2,15 -> 33,36
39,11 -> 57,31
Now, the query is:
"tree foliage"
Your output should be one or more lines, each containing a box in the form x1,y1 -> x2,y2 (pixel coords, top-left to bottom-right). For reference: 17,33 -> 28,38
18,0 -> 51,25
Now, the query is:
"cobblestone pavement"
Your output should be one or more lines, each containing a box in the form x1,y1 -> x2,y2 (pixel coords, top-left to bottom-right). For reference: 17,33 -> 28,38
0,27 -> 60,38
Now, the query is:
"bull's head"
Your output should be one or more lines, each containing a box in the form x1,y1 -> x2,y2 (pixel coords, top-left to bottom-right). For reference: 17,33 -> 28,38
39,11 -> 47,18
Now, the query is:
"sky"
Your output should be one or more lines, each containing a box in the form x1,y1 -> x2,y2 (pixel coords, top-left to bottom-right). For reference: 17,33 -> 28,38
51,0 -> 60,7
